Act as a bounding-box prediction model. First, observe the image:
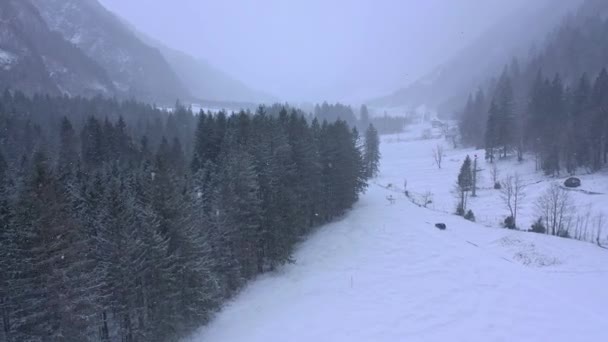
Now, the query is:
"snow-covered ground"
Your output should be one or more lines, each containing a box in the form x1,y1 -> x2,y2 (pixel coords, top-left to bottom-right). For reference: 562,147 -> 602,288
187,123 -> 608,342
383,124 -> 608,243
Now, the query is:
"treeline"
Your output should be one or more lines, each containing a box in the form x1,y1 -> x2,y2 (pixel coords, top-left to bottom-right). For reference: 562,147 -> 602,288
314,102 -> 358,126
459,0 -> 608,175
370,114 -> 411,136
314,102 -> 409,135
0,91 -> 378,341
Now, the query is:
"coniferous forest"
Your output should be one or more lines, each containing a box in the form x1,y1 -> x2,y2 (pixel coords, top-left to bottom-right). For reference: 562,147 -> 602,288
0,92 -> 379,341
459,2 -> 608,176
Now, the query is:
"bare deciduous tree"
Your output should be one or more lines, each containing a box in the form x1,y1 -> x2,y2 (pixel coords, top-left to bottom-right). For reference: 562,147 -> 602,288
432,144 -> 444,169
595,213 -> 605,246
500,174 -> 526,228
572,205 -> 593,241
535,184 -> 574,236
421,191 -> 433,208
490,163 -> 500,187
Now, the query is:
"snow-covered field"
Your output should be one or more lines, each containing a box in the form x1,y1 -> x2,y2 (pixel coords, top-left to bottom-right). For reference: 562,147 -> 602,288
383,124 -> 608,243
187,123 -> 608,342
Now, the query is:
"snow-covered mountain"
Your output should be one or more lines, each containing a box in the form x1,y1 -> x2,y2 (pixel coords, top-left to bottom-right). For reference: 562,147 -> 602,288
0,0 -> 271,104
0,0 -> 115,97
370,0 -> 582,116
29,0 -> 189,103
131,29 -> 276,104
156,45 -> 276,104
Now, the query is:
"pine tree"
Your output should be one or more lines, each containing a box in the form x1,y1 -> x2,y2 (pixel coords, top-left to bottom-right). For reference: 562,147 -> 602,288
495,70 -> 515,158
57,116 -> 79,179
590,68 -> 608,170
359,104 -> 370,132
285,112 -> 323,231
211,147 -> 262,289
10,151 -> 96,341
485,101 -> 499,163
460,94 -> 476,146
571,74 -> 592,169
363,124 -> 381,178
0,151 -> 15,342
81,116 -> 105,170
456,155 -> 473,215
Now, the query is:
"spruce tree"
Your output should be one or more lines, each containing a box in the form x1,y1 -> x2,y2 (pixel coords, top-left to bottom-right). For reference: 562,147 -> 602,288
0,151 -> 15,342
456,155 -> 473,215
364,124 -> 381,178
495,70 -> 515,158
460,94 -> 476,146
485,101 -> 499,163
359,104 -> 370,132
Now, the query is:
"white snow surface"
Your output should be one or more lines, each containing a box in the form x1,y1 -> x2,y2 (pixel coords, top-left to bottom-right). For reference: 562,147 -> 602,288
0,49 -> 18,70
187,123 -> 608,342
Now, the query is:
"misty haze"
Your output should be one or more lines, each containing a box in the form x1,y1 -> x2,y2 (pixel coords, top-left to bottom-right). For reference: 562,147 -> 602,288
1,0 -> 608,341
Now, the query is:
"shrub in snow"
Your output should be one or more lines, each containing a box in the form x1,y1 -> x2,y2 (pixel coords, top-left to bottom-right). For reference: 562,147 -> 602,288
435,223 -> 447,230
530,218 -> 546,234
464,210 -> 476,222
557,229 -> 571,239
455,205 -> 465,216
504,216 -> 516,229
494,181 -> 502,190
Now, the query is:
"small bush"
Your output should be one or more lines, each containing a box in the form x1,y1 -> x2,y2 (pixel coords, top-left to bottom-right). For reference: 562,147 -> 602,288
557,229 -> 571,239
464,210 -> 476,222
455,205 -> 465,216
530,218 -> 546,234
494,182 -> 502,190
504,216 -> 516,229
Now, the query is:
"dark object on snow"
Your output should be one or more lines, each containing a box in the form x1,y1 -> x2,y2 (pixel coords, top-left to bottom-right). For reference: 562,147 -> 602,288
564,177 -> 581,188
435,223 -> 446,230
530,218 -> 546,234
504,216 -> 516,229
494,182 -> 502,190
464,210 -> 476,222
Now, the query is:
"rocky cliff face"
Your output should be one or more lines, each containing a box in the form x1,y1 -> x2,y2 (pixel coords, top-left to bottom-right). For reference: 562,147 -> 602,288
29,0 -> 189,103
0,0 -> 114,97
1,0 -> 270,105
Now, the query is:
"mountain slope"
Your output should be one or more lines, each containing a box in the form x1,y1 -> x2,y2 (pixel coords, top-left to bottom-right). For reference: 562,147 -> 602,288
371,0 -> 581,115
0,0 -> 114,97
126,24 -> 275,104
158,46 -> 275,104
29,0 -> 189,103
188,125 -> 608,342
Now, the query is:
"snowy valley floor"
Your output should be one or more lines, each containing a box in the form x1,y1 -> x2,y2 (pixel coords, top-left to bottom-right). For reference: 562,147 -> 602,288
188,124 -> 608,342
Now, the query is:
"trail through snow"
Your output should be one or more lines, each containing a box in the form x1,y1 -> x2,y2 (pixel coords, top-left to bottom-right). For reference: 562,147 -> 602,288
188,124 -> 608,342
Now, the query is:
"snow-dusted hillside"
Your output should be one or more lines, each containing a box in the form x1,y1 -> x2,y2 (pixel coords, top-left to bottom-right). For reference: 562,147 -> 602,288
370,0 -> 582,113
187,123 -> 608,342
0,0 -> 115,97
29,0 -> 188,103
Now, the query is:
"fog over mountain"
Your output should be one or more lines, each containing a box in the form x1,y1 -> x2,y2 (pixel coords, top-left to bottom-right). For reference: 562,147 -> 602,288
99,0 -> 530,103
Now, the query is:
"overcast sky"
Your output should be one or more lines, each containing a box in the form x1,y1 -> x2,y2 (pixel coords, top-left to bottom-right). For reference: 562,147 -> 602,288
99,0 -> 529,103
